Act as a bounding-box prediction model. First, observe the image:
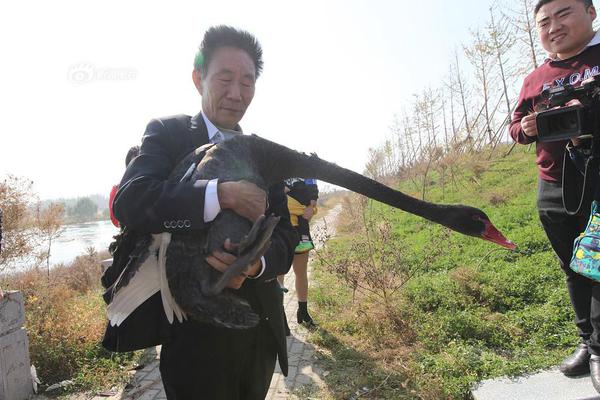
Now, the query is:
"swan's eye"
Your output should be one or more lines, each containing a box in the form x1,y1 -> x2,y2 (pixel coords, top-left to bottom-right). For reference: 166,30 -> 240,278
472,215 -> 488,223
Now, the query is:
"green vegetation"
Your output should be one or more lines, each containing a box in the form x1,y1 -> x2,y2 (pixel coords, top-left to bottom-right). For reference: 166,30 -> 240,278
310,145 -> 578,399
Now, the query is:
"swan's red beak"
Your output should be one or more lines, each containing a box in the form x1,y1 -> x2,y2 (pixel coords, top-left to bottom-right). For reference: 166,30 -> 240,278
482,221 -> 517,250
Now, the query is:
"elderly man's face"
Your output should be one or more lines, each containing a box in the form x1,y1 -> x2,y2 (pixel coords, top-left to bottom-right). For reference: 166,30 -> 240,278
536,0 -> 597,60
194,46 -> 256,130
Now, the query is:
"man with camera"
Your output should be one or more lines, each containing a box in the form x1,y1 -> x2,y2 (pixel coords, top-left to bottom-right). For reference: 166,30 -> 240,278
510,0 -> 600,391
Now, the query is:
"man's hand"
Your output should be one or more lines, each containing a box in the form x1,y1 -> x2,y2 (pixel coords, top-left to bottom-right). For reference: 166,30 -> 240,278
303,200 -> 317,220
303,206 -> 314,220
521,112 -> 539,137
218,180 -> 266,222
205,239 -> 261,290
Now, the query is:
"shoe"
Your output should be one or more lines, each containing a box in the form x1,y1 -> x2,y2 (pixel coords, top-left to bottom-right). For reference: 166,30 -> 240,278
295,238 -> 314,254
560,343 -> 590,376
591,355 -> 600,393
297,309 -> 317,329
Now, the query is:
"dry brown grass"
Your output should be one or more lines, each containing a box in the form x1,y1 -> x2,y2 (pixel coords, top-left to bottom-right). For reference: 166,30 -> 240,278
1,249 -> 134,389
488,191 -> 509,206
449,265 -> 483,300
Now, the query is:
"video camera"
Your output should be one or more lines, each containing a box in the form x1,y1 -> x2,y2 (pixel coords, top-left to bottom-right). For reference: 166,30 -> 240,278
536,75 -> 600,142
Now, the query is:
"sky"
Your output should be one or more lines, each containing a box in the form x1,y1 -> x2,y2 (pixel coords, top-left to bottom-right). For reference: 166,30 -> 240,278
0,0 -> 499,200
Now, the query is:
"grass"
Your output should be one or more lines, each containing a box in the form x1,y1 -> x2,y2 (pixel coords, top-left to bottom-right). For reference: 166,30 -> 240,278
309,144 -> 579,399
1,248 -> 140,395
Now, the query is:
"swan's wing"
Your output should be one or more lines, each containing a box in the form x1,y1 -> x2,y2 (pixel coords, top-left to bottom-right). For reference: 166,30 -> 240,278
158,232 -> 187,324
107,235 -> 162,326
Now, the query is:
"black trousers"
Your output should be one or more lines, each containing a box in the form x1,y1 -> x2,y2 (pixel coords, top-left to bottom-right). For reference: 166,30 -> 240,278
537,178 -> 600,354
159,319 -> 277,400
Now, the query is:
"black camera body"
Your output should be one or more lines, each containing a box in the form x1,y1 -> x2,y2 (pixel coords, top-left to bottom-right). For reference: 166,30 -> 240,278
536,76 -> 600,142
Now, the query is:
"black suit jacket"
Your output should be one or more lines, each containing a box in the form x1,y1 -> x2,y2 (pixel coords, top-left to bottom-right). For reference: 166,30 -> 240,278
103,113 -> 296,374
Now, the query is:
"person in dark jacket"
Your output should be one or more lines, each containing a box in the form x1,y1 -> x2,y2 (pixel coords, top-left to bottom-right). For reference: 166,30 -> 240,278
108,26 -> 296,399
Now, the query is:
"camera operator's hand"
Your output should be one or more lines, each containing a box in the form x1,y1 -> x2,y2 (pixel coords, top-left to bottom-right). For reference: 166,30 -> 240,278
521,112 -> 539,137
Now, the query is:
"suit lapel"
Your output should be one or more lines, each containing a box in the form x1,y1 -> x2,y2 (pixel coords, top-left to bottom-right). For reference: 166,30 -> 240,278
189,112 -> 210,147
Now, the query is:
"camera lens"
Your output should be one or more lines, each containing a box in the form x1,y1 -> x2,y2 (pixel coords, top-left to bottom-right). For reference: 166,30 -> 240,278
557,113 -> 579,131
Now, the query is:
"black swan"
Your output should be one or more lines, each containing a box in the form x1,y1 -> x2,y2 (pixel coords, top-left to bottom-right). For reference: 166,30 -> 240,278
107,134 -> 515,329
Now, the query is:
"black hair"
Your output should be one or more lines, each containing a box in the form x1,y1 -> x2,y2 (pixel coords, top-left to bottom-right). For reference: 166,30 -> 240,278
535,0 -> 594,15
125,145 -> 140,167
194,25 -> 263,79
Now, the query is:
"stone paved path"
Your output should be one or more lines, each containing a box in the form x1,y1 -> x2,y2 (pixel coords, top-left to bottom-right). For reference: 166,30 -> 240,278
472,368 -> 600,400
48,206 -> 339,400
110,258 -> 327,400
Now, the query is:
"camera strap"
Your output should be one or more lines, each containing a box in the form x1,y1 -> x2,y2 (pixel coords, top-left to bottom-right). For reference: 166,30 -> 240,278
562,149 -> 598,216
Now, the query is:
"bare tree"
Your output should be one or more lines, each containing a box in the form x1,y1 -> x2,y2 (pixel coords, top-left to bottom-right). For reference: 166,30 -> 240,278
465,29 -> 495,144
488,5 -> 517,118
453,50 -> 472,140
360,0 -> 548,186
0,176 -> 39,273
389,115 -> 407,170
424,87 -> 439,149
364,147 -> 385,181
509,0 -> 543,73
441,95 -> 450,152
402,111 -> 418,167
412,94 -> 425,160
446,75 -> 458,142
35,202 -> 65,275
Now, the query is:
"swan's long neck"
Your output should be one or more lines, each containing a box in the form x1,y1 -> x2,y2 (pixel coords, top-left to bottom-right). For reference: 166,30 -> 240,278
253,136 -> 442,222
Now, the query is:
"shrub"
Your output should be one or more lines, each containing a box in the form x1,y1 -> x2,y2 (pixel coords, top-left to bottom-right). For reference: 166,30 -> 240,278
2,249 -> 135,390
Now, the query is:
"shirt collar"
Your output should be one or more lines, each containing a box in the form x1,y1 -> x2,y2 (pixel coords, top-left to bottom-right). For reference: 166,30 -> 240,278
201,112 -> 243,142
201,112 -> 220,142
588,30 -> 600,48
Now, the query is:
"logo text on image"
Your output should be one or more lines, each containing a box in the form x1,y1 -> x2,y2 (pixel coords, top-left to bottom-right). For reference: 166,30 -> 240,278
67,63 -> 138,84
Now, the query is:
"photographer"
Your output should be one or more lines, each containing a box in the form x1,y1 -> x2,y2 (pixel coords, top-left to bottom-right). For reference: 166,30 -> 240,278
509,0 -> 600,391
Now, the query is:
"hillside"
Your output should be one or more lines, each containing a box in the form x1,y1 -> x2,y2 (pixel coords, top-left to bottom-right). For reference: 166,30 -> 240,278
309,144 -> 578,399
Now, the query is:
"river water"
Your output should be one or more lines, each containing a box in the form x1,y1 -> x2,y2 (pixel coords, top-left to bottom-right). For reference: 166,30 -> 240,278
49,220 -> 119,265
21,206 -> 341,269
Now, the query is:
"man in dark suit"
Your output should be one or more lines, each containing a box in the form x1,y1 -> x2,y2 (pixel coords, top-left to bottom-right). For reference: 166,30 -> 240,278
111,25 -> 296,399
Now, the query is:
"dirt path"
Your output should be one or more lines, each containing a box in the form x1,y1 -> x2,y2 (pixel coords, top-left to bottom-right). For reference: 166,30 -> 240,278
266,204 -> 341,399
